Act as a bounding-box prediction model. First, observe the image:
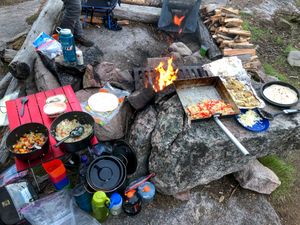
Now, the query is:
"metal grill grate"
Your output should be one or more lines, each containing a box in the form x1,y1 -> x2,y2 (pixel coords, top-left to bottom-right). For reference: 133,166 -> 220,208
132,65 -> 208,90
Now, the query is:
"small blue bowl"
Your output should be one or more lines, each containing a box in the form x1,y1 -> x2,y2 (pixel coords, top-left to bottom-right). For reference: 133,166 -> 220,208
53,176 -> 69,190
236,109 -> 270,132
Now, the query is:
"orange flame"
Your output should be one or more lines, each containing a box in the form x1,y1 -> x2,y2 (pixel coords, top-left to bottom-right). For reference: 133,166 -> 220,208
153,58 -> 178,92
173,15 -> 185,26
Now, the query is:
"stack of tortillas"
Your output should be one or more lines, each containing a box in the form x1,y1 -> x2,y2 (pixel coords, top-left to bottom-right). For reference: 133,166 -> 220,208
88,92 -> 119,112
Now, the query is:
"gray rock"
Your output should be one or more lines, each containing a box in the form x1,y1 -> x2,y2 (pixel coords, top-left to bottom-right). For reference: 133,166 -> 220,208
0,41 -> 6,58
128,105 -> 157,177
287,50 -> 300,67
169,42 -> 193,57
3,49 -> 17,63
234,160 -> 281,194
183,55 -> 203,65
95,62 -> 134,92
105,178 -> 281,225
82,64 -> 101,89
146,93 -> 300,195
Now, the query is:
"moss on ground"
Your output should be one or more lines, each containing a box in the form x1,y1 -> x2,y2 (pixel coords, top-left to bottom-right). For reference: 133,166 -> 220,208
263,63 -> 288,81
259,155 -> 296,202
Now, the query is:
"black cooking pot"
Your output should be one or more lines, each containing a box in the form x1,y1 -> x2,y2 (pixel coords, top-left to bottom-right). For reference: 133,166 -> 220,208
6,123 -> 49,161
50,111 -> 95,153
86,155 -> 127,193
112,140 -> 137,175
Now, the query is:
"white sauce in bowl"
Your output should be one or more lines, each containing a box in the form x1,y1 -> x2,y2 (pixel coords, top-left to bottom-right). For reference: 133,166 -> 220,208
263,84 -> 298,105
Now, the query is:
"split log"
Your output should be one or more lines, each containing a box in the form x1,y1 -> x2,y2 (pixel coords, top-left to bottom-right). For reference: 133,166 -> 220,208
197,17 -> 222,60
216,27 -> 251,37
3,49 -> 17,63
121,0 -> 161,7
9,0 -> 63,80
220,41 -> 254,49
0,73 -> 13,99
220,7 -> 240,15
114,3 -> 161,23
223,48 -> 256,56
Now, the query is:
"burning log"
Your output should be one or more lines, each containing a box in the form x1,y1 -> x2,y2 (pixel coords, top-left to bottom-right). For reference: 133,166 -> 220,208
9,0 -> 63,80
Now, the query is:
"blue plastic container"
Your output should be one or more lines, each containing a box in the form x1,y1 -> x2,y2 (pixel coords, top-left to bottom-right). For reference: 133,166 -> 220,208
109,193 -> 122,216
73,184 -> 93,213
53,176 -> 69,190
137,181 -> 155,203
58,28 -> 77,63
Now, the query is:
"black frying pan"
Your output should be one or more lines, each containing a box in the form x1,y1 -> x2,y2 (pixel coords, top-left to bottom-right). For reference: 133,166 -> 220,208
50,111 -> 95,153
6,123 -> 49,161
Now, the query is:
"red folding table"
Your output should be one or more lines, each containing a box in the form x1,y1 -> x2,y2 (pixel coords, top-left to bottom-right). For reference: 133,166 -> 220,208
5,85 -> 98,182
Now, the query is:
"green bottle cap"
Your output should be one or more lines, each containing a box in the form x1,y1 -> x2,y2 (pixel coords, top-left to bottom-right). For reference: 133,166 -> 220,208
92,191 -> 110,207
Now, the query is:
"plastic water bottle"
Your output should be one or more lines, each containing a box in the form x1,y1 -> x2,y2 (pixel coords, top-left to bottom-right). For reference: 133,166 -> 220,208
79,155 -> 89,181
92,191 -> 110,222
122,190 -> 142,216
109,193 -> 123,216
58,28 -> 77,63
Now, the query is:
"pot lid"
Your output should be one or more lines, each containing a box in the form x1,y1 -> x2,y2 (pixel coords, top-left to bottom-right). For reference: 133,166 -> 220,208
87,156 -> 125,191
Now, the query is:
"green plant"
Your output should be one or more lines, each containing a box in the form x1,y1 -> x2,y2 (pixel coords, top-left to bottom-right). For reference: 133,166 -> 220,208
284,44 -> 298,55
259,155 -> 296,201
275,37 -> 285,46
263,63 -> 288,81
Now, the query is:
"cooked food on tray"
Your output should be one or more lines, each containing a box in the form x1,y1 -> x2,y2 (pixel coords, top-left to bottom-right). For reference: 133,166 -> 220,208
263,84 -> 298,105
186,100 -> 235,119
237,109 -> 262,127
55,119 -> 93,143
12,132 -> 47,154
223,78 -> 261,108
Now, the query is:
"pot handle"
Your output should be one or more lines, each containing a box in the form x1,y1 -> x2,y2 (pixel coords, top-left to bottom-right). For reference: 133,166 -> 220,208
213,115 -> 250,156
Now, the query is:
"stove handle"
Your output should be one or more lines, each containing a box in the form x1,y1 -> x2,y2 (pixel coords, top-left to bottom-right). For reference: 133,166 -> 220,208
213,115 -> 250,156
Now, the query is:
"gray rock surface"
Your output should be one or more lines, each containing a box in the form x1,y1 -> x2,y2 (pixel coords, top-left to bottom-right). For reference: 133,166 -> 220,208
169,42 -> 193,56
105,178 -> 281,225
0,0 -> 41,43
128,105 -> 157,177
287,51 -> 300,67
234,160 -> 281,194
144,93 -> 300,195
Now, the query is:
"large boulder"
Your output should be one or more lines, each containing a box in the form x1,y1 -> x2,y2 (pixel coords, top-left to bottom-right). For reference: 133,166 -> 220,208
168,42 -> 192,57
147,94 -> 300,195
105,178 -> 281,225
234,159 -> 281,194
128,105 -> 157,177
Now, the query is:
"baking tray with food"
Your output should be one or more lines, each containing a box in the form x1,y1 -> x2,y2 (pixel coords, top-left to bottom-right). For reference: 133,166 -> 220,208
174,77 -> 249,155
221,77 -> 265,109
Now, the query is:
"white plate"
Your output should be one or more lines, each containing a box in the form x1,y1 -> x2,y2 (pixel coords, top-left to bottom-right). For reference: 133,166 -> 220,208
88,92 -> 119,113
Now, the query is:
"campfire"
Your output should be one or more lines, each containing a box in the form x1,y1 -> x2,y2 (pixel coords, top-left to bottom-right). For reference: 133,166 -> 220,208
152,58 -> 178,92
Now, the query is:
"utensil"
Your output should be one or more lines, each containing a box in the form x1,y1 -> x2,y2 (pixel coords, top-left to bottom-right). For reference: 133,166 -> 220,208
50,111 -> 95,153
20,97 -> 28,117
55,126 -> 84,147
29,143 -> 42,150
261,81 -> 300,108
258,108 -> 300,121
174,77 -> 249,156
6,123 -> 49,161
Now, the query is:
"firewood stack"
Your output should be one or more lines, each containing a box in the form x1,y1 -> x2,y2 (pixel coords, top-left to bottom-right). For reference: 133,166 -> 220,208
202,7 -> 258,63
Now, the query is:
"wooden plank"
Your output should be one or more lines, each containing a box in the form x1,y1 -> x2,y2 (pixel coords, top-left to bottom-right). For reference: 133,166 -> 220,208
6,100 -> 20,130
27,95 -> 43,124
223,48 -> 256,56
15,97 -> 31,124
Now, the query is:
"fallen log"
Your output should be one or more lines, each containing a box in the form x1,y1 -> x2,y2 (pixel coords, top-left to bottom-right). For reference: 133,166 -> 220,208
121,0 -> 161,7
114,3 -> 161,23
216,27 -> 251,37
3,49 -> 17,63
223,48 -> 256,56
0,73 -> 13,99
9,0 -> 63,80
197,17 -> 222,60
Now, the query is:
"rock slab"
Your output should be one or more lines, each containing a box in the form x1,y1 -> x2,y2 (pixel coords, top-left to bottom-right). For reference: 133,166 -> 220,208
287,51 -> 300,67
234,159 -> 281,194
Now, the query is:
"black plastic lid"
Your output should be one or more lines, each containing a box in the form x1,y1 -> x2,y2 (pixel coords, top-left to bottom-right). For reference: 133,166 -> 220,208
87,156 -> 125,191
112,140 -> 137,175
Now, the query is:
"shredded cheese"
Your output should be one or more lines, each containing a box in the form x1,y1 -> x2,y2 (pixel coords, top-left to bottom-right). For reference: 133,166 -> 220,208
238,110 -> 262,127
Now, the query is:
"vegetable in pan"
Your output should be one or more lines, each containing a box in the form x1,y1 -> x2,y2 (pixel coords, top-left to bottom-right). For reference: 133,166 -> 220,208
12,132 -> 46,154
186,100 -> 235,119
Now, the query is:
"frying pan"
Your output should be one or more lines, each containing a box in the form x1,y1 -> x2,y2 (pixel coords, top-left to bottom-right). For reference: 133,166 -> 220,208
174,77 -> 250,155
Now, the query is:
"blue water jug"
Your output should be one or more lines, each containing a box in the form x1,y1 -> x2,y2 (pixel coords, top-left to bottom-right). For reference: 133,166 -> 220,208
57,28 -> 77,63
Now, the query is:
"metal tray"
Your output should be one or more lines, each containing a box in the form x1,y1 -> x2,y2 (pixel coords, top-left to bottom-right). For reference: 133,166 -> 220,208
174,77 -> 240,121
